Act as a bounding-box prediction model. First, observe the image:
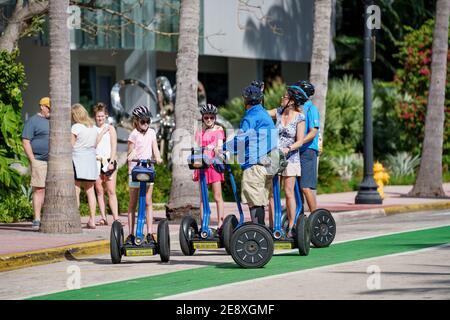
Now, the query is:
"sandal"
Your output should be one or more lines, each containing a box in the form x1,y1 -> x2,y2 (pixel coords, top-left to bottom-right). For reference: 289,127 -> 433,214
86,222 -> 96,229
97,218 -> 108,226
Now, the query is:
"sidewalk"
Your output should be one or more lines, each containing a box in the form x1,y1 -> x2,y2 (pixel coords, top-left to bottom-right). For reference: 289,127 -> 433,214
1,183 -> 449,271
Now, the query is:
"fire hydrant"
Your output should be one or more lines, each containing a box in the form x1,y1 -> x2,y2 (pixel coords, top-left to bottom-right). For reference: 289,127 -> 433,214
373,162 -> 390,199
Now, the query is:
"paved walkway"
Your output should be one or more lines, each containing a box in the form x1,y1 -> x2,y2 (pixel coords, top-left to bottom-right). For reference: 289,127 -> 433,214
0,184 -> 449,256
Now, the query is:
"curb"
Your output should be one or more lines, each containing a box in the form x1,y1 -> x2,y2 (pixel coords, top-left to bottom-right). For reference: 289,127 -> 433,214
333,201 -> 450,224
384,201 -> 450,215
0,240 -> 110,272
2,202 -> 450,272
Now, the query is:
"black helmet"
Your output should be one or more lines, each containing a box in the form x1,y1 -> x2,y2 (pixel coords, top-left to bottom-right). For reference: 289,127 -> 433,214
294,80 -> 315,98
132,105 -> 152,120
200,103 -> 218,115
242,85 -> 264,106
286,85 -> 309,106
250,80 -> 264,92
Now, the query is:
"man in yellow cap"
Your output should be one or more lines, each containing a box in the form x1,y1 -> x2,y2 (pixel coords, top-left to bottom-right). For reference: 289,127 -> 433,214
22,97 -> 51,230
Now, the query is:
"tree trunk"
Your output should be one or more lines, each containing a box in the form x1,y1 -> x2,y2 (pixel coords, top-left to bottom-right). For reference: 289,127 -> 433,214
309,0 -> 332,136
40,0 -> 81,233
166,0 -> 201,220
0,0 -> 49,52
409,0 -> 449,198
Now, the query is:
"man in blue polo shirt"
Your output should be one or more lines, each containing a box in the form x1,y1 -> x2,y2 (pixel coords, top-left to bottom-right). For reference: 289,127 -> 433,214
295,81 -> 320,213
219,85 -> 278,225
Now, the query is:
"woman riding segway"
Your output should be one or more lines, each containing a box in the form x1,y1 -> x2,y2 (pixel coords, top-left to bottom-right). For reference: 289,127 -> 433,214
266,85 -> 306,237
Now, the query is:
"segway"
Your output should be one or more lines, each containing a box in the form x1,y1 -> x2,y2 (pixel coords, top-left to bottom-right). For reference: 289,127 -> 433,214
227,151 -> 291,269
281,178 -> 336,248
179,148 -> 244,255
228,151 -> 312,268
110,159 -> 170,263
271,174 -> 310,255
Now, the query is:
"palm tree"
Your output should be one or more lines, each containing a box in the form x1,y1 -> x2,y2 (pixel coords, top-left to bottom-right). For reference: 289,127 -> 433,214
309,0 -> 333,136
166,0 -> 201,220
409,0 -> 449,198
40,0 -> 81,233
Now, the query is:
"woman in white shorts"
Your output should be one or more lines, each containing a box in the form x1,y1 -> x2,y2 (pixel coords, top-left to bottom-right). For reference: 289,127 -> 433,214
266,85 -> 306,237
71,103 -> 99,229
94,102 -> 119,226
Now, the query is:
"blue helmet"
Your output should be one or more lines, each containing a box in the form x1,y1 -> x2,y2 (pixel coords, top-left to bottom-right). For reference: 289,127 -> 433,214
242,85 -> 264,106
286,85 -> 309,106
294,80 -> 315,98
250,80 -> 264,93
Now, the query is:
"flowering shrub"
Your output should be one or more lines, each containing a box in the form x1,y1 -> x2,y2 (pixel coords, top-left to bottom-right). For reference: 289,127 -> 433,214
394,19 -> 450,168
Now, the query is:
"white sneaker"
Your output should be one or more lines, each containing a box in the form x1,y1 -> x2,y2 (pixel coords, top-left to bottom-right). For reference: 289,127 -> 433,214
32,220 -> 40,231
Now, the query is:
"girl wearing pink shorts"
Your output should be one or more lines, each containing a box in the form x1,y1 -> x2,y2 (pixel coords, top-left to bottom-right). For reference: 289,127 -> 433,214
193,104 -> 225,229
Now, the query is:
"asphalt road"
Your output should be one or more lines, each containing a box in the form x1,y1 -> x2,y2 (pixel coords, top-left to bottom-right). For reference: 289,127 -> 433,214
1,210 -> 450,300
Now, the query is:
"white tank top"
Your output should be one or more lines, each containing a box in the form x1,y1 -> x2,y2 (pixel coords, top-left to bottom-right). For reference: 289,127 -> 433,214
95,124 -> 111,158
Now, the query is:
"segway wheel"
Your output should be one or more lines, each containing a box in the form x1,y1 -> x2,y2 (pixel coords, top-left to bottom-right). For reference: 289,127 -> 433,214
295,214 -> 310,256
179,216 -> 198,256
230,224 -> 274,268
222,214 -> 238,255
309,209 -> 336,248
110,220 -> 124,264
158,219 -> 171,262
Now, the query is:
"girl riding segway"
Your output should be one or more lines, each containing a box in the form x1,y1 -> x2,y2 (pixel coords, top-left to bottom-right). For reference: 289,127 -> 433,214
126,105 -> 163,245
193,104 -> 225,230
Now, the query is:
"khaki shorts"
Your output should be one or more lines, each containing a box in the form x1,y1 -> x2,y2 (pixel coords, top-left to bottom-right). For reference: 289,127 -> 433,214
31,159 -> 47,188
241,165 -> 273,207
282,162 -> 301,177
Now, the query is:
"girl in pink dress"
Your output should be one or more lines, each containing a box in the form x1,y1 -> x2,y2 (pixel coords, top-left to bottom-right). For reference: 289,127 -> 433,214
193,104 -> 225,229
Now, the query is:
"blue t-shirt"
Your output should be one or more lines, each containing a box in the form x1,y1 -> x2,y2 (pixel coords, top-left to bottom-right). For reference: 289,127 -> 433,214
300,101 -> 320,152
224,104 -> 277,170
22,114 -> 50,161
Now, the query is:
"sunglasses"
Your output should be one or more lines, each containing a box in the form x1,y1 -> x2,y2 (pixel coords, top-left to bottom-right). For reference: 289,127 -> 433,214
203,115 -> 216,121
139,119 -> 150,125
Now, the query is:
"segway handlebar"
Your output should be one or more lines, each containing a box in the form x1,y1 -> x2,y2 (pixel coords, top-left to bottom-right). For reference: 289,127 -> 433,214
131,159 -> 157,165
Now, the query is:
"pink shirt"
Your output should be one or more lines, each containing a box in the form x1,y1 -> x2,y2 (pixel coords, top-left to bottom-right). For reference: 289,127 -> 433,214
194,127 -> 225,158
193,127 -> 225,185
128,128 -> 157,173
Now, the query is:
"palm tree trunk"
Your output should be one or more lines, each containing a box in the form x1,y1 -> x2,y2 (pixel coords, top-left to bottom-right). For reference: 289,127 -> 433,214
40,0 -> 81,233
409,0 -> 449,198
166,0 -> 201,220
309,0 -> 332,136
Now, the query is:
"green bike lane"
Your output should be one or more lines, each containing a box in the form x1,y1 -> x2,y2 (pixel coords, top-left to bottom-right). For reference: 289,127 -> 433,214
29,225 -> 450,300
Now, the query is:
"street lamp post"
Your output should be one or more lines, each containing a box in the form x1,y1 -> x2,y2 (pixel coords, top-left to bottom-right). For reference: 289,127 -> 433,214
355,0 -> 382,204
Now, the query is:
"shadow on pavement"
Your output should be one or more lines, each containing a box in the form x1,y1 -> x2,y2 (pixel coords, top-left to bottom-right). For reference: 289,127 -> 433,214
65,250 -> 236,268
0,224 -> 36,233
358,287 -> 450,296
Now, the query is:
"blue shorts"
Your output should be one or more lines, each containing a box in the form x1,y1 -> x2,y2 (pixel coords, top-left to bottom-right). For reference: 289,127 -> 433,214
300,149 -> 318,189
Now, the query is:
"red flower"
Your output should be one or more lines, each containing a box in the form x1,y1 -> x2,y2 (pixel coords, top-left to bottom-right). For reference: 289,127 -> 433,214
422,57 -> 431,64
419,67 -> 430,76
